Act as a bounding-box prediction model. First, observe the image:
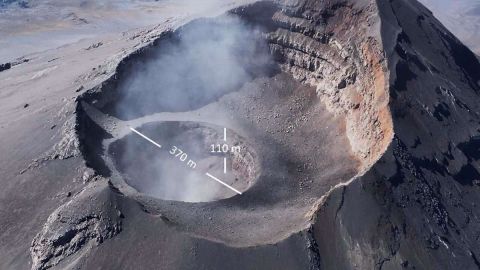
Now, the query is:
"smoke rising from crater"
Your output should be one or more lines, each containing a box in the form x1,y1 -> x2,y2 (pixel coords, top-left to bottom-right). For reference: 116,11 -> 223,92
111,14 -> 273,202
113,14 -> 273,120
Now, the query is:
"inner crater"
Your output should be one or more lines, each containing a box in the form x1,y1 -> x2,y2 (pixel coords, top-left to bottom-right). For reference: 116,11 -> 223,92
108,121 -> 258,202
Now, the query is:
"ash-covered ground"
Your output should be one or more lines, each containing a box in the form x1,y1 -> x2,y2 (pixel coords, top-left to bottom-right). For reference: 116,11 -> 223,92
1,0 -> 480,270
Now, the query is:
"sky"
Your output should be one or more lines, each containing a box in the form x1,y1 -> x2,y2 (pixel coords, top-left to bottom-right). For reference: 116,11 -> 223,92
418,0 -> 480,55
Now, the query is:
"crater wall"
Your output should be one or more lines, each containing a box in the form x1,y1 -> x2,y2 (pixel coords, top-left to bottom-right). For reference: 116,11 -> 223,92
234,0 -> 394,170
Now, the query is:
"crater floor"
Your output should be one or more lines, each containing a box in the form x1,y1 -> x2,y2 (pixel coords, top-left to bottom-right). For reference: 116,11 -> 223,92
81,71 -> 360,246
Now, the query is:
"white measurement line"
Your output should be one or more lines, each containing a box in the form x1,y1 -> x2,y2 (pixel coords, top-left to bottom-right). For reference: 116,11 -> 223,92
129,127 -> 162,149
206,172 -> 242,195
223,127 -> 227,141
223,157 -> 227,174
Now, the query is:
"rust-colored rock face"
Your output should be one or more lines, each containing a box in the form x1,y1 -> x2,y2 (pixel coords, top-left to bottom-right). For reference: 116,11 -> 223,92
235,0 -> 393,170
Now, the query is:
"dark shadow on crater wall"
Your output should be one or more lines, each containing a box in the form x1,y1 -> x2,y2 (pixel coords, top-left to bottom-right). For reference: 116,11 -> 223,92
75,102 -> 113,177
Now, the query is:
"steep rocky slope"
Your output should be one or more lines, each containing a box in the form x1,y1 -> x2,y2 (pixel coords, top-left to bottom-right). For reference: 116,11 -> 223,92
311,0 -> 480,269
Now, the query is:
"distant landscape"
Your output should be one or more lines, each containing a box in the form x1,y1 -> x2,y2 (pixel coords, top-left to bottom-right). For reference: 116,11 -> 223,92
0,0 -> 479,62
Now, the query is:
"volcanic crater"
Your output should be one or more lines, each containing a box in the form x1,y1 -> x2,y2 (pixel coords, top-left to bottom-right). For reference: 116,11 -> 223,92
75,1 -> 386,247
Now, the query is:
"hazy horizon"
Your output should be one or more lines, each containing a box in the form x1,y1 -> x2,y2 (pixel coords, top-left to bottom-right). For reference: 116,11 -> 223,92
419,0 -> 480,55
